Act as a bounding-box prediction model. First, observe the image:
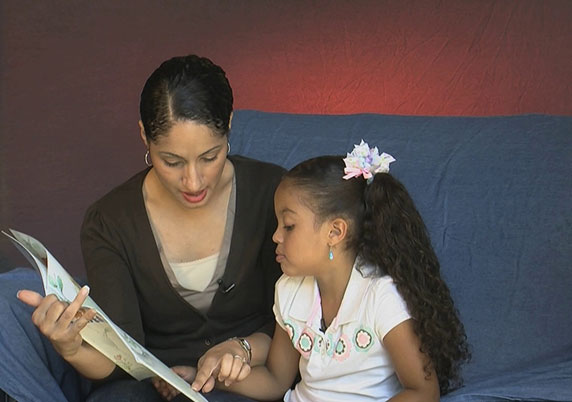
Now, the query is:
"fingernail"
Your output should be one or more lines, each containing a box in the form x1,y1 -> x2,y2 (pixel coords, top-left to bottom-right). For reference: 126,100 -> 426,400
16,290 -> 21,299
81,285 -> 90,295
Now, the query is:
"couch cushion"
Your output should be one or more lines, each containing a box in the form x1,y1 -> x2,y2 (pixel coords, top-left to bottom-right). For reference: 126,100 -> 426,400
442,355 -> 572,401
230,110 -> 572,385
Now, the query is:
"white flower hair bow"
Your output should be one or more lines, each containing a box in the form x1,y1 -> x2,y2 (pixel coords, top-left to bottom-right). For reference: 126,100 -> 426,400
343,140 -> 395,183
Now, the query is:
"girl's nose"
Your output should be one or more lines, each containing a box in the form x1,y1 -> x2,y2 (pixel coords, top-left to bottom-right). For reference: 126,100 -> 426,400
272,227 -> 282,244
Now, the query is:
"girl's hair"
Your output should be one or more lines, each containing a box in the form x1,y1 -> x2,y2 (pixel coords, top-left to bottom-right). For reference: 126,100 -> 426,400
283,155 -> 470,394
139,54 -> 233,142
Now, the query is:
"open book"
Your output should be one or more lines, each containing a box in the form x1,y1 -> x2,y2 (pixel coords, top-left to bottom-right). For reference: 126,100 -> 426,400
3,229 -> 208,402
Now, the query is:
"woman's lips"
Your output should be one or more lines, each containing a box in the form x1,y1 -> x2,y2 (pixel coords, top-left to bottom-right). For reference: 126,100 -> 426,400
182,189 -> 207,203
275,253 -> 285,263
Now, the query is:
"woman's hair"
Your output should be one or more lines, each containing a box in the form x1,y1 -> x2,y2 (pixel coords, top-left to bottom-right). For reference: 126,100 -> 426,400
139,54 -> 233,142
283,155 -> 470,394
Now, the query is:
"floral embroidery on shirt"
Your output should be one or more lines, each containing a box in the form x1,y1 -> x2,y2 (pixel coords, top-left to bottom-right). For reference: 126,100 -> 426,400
298,330 -> 314,358
284,321 -> 296,342
325,333 -> 334,357
313,334 -> 323,352
353,327 -> 375,352
333,333 -> 352,361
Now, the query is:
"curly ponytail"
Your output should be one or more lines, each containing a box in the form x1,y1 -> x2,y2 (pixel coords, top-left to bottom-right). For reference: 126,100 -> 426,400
360,173 -> 470,394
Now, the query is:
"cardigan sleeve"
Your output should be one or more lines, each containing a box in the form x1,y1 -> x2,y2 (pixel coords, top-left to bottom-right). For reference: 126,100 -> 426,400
80,203 -> 145,380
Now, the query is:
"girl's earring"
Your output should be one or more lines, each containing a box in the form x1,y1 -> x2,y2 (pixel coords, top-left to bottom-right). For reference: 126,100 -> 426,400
328,246 -> 334,261
144,150 -> 152,167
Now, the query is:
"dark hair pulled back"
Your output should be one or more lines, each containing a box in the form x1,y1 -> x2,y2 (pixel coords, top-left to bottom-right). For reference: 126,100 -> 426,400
283,154 -> 470,395
139,54 -> 233,142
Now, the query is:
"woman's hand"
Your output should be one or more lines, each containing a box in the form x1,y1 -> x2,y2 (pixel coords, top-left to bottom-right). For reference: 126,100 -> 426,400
192,339 -> 251,393
152,366 -> 197,400
17,286 -> 96,358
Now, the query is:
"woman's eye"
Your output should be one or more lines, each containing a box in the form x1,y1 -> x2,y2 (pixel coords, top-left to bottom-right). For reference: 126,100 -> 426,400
203,155 -> 217,163
164,160 -> 182,167
284,225 -> 294,231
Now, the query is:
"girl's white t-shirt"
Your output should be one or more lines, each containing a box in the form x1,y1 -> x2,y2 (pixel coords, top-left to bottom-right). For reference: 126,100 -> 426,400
273,261 -> 411,401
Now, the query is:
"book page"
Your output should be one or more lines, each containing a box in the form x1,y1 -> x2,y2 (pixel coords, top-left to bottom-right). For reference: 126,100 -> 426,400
3,230 -> 48,288
3,229 -> 208,402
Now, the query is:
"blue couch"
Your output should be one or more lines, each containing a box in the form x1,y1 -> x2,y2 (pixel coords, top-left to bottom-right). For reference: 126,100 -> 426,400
1,111 -> 570,401
229,110 -> 572,401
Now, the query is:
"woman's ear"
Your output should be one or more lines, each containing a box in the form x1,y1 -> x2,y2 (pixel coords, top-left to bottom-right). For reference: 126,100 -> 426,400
138,120 -> 149,148
327,218 -> 348,246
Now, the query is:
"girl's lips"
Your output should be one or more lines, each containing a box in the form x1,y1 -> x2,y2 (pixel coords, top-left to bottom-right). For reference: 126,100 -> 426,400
275,254 -> 285,263
182,189 -> 207,203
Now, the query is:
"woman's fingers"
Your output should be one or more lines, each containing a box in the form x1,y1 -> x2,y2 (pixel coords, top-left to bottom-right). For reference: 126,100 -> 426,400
70,307 -> 97,331
16,289 -> 44,307
29,294 -> 61,330
192,357 -> 219,392
56,286 -> 91,329
153,374 -> 188,401
201,376 -> 216,393
19,286 -> 92,329
19,286 -> 95,358
152,377 -> 171,400
218,353 -> 250,386
171,366 -> 197,382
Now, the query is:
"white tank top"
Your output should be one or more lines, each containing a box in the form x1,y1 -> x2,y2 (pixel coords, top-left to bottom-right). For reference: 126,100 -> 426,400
169,253 -> 219,292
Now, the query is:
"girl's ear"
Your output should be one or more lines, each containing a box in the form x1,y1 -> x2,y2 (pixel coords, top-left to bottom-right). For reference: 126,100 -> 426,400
327,218 -> 348,246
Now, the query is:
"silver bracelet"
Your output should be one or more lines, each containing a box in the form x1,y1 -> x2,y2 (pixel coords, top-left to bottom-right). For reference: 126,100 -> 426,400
228,336 -> 252,364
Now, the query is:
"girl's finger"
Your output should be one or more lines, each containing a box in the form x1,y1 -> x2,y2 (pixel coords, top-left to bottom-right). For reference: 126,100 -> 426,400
236,362 -> 251,382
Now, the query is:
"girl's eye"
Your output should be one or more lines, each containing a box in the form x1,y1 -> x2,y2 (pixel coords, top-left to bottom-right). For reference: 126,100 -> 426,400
284,225 -> 294,231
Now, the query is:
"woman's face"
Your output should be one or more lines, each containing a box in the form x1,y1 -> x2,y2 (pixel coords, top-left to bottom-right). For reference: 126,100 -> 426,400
145,120 -> 229,209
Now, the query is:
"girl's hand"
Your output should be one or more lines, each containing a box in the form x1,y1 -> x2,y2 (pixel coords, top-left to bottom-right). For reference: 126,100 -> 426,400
17,286 -> 96,358
152,366 -> 196,400
192,339 -> 251,392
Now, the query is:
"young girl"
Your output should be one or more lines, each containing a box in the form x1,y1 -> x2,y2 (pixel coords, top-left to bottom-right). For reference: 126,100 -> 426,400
187,141 -> 470,401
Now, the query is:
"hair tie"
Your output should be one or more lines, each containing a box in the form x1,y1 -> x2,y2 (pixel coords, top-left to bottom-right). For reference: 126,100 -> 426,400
343,140 -> 395,184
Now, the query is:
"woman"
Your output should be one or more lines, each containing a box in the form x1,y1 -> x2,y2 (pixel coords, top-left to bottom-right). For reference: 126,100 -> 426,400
16,54 -> 284,401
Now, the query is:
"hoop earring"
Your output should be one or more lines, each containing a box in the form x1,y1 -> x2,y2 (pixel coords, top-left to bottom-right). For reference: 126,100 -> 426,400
328,246 -> 334,261
144,150 -> 152,167
227,142 -> 231,154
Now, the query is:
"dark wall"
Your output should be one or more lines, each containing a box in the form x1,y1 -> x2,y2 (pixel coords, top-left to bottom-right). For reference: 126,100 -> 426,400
1,0 -> 570,275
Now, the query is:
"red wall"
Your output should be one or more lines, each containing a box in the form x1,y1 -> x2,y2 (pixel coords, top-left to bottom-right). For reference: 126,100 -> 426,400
1,0 -> 570,275
228,1 -> 572,116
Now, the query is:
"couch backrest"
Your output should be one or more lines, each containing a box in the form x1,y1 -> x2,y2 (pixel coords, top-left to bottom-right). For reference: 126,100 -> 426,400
230,110 -> 572,382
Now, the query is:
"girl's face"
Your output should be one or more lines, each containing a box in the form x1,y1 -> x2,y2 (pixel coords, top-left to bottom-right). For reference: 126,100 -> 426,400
272,182 -> 331,276
144,120 -> 229,209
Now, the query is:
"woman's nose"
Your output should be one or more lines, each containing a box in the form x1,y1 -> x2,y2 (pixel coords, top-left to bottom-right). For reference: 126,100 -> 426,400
182,165 -> 202,191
